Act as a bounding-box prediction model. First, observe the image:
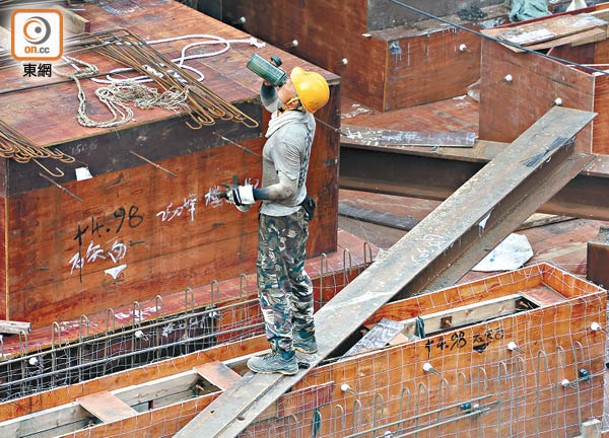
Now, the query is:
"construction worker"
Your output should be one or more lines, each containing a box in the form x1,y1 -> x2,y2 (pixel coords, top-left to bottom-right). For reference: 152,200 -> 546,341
223,66 -> 330,375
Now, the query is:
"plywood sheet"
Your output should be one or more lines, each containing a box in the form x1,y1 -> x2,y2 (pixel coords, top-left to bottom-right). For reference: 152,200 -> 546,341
194,361 -> 241,391
342,125 -> 476,147
78,391 -> 137,423
526,27 -> 608,51
592,71 -> 609,154
383,27 -> 483,110
487,13 -> 607,46
479,40 -> 595,151
222,0 -> 388,111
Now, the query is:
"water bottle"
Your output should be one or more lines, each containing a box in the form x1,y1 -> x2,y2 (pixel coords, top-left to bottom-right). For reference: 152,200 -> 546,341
246,54 -> 287,87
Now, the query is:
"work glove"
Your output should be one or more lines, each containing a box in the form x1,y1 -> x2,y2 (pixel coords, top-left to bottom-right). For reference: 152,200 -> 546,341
221,184 -> 256,212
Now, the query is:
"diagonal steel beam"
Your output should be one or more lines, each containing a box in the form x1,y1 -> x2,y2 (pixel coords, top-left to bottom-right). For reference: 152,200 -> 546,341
175,107 -> 595,438
393,138 -> 593,298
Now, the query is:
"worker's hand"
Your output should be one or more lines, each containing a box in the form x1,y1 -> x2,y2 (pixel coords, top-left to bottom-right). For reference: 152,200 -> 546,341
222,184 -> 256,208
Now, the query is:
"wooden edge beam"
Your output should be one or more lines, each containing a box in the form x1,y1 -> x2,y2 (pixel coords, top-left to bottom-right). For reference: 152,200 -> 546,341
400,294 -> 529,339
0,320 -> 31,335
0,402 -> 85,437
576,419 -> 602,438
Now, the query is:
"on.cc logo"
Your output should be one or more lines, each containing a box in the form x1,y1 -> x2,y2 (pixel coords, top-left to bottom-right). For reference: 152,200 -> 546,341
22,16 -> 52,45
11,9 -> 63,61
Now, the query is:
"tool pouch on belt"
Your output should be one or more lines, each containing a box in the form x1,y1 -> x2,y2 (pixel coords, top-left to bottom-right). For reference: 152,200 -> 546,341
300,195 -> 316,221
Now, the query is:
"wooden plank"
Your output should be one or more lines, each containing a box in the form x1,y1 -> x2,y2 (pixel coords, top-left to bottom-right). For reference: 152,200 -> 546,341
589,8 -> 609,22
526,27 -> 607,50
572,26 -> 608,46
55,5 -> 90,33
592,68 -> 609,154
400,294 -> 530,341
479,38 -> 595,151
175,108 -> 596,438
114,370 -> 199,407
78,391 -> 137,423
194,361 -> 241,391
341,125 -> 476,148
338,202 -> 419,231
518,213 -> 574,230
0,319 -> 30,334
494,13 -> 607,46
343,318 -> 404,357
338,206 -> 566,237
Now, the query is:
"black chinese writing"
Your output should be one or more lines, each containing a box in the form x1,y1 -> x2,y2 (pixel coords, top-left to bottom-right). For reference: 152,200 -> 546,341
73,204 -> 144,246
424,328 -> 504,356
23,63 -> 52,78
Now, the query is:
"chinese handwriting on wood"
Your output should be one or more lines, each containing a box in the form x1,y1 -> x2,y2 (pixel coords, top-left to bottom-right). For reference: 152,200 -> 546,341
69,204 -> 144,278
157,195 -> 197,222
424,327 -> 504,358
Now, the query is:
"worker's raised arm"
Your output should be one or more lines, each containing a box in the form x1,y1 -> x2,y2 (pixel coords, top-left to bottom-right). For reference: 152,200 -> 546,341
261,84 -> 281,113
253,171 -> 298,201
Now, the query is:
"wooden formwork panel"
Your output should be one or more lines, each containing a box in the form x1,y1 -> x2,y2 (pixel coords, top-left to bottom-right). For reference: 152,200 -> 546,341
220,2 -> 510,112
3,263 -> 603,437
381,26 -> 482,111
245,267 -> 606,437
6,140 -> 260,325
547,39 -> 609,155
479,40 -> 595,152
592,70 -> 609,154
221,0 -> 388,111
3,100 -> 339,326
0,159 -> 5,317
0,1 -> 340,325
0,263 -> 361,421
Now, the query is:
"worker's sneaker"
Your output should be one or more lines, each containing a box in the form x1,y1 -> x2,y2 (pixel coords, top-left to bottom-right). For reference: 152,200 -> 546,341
293,335 -> 318,354
247,351 -> 298,375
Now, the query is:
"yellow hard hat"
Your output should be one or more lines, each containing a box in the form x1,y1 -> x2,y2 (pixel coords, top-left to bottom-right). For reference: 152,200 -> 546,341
290,67 -> 330,113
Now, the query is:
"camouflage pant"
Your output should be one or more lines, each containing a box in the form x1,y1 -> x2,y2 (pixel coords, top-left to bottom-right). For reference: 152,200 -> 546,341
257,208 -> 314,358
